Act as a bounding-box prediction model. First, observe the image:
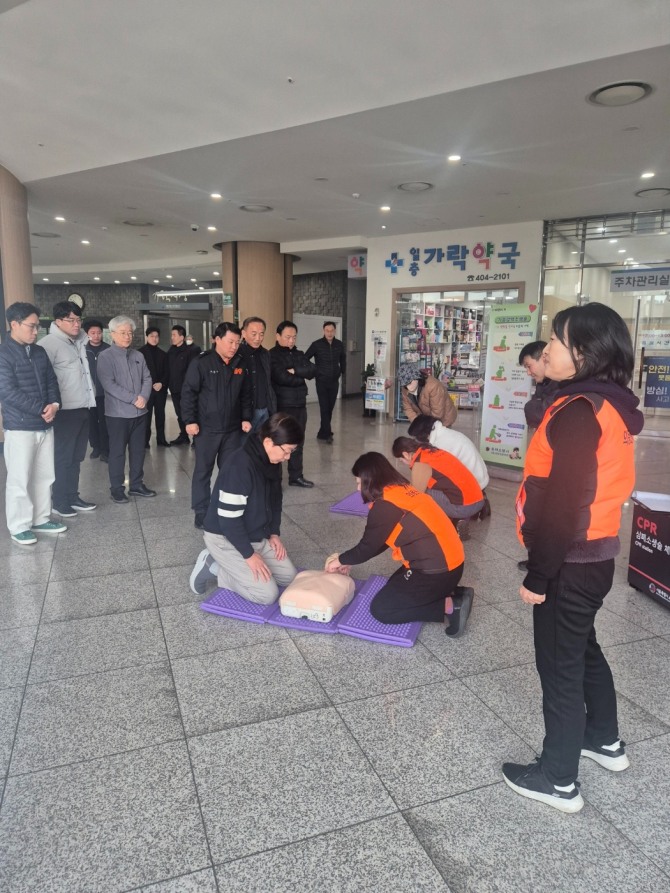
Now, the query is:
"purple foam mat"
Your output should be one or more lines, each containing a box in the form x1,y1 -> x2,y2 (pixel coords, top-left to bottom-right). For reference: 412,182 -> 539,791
336,575 -> 422,647
200,588 -> 277,623
329,491 -> 370,518
266,577 -> 366,633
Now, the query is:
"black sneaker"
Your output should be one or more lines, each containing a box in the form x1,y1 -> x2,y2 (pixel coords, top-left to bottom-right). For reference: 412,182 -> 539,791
190,549 -> 218,595
445,586 -> 474,638
128,484 -> 157,498
52,505 -> 77,518
502,760 -> 584,813
111,489 -> 130,504
169,436 -> 190,446
581,738 -> 629,771
456,519 -> 471,541
100,454 -> 109,463
289,477 -> 314,488
71,498 -> 97,512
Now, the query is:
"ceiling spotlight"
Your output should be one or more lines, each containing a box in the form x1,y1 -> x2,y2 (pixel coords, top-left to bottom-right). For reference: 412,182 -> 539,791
571,251 -> 579,254
618,249 -> 626,253
239,204 -> 273,213
114,280 -> 120,284
213,271 -> 220,276
380,205 -> 391,212
447,155 -> 461,162
641,172 -> 655,179
190,278 -> 197,282
81,240 -> 90,245
130,276 -> 137,280
396,182 -> 433,193
351,193 -> 361,199
609,239 -> 618,243
381,225 -> 387,230
210,193 -> 222,199
54,216 -> 65,222
42,277 -> 49,281
635,187 -> 670,198
199,286 -> 204,290
207,226 -> 217,231
94,276 -> 100,281
166,274 -> 172,279
64,280 -> 70,285
153,279 -> 159,284
588,81 -> 653,107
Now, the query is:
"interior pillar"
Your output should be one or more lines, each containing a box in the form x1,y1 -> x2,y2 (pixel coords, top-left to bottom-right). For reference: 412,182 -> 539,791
220,241 -> 293,334
0,164 -> 33,311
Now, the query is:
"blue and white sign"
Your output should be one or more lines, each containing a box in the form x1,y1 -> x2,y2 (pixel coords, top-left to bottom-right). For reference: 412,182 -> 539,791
610,267 -> 670,293
644,356 -> 670,408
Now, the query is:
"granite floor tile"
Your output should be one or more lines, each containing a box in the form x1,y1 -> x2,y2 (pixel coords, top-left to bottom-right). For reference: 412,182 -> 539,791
0,741 -> 210,893
172,639 -> 329,737
419,603 -> 536,677
0,583 -> 45,630
10,662 -> 182,774
0,551 -> 55,588
0,626 -> 37,689
453,542 -> 521,605
189,707 -> 395,863
603,581 -> 670,635
130,868 -> 218,892
406,783 -> 667,893
295,634 -> 452,703
141,514 -> 204,543
135,494 -> 194,520
151,564 -> 204,607
0,535 -> 56,558
337,681 -> 533,809
579,733 -> 670,876
54,518 -> 144,551
29,609 -> 167,683
42,570 -> 156,623
604,637 -> 670,723
214,814 -> 450,892
49,542 -> 149,582
0,687 -> 23,777
148,537 -> 205,570
160,601 -> 288,659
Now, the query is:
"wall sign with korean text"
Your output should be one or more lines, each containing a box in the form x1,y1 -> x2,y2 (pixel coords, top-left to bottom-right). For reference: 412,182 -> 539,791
384,239 -> 521,281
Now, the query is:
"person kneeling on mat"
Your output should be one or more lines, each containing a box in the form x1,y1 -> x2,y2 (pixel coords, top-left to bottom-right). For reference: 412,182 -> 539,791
392,436 -> 485,541
189,413 -> 303,602
325,452 -> 474,636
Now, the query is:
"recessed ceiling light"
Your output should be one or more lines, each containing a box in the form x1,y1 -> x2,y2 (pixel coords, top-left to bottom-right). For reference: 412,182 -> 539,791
351,193 -> 361,199
210,193 -> 222,199
213,271 -> 220,276
381,226 -> 387,230
63,281 -> 70,285
396,182 -> 433,193
199,286 -> 204,290
195,249 -> 208,255
190,278 -> 197,282
130,276 -> 137,280
81,240 -> 90,245
641,172 -> 655,179
54,216 -> 65,222
587,81 -> 653,107
207,226 -> 217,231
166,274 -> 172,279
42,277 -> 49,281
239,204 -> 273,213
618,249 -> 626,253
635,187 -> 670,198
153,279 -> 159,284
625,257 -> 634,262
94,276 -> 100,281
571,251 -> 579,254
447,154 -> 461,162
380,206 -> 391,212
609,239 -> 618,243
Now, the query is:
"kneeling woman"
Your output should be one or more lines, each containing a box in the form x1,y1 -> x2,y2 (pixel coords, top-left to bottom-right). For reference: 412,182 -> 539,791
326,452 -> 473,636
189,413 -> 303,603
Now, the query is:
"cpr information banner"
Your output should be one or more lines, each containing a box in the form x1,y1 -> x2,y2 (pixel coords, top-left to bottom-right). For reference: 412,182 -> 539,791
480,303 -> 539,469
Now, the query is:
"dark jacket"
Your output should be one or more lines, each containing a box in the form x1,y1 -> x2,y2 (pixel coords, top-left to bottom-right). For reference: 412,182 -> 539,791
269,344 -> 316,408
167,342 -> 200,394
238,342 -> 277,414
204,433 -> 283,557
180,349 -> 253,433
524,378 -> 561,428
139,343 -> 169,389
97,345 -> 152,419
85,341 -> 111,397
304,336 -> 346,382
0,337 -> 61,431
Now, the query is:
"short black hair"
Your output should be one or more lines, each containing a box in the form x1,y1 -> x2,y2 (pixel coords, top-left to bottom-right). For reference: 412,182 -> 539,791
552,302 -> 634,387
518,340 -> 547,364
242,316 -> 266,329
351,451 -> 409,503
323,321 -> 337,329
83,319 -> 104,333
145,326 -> 160,337
214,321 -> 241,339
391,436 -> 422,458
172,325 -> 186,337
259,412 -> 304,447
53,301 -> 82,320
6,302 -> 41,325
276,320 -> 297,335
407,415 -> 439,443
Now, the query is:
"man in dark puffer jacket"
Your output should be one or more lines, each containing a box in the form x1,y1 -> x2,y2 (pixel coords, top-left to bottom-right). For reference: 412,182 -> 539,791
0,302 -> 64,545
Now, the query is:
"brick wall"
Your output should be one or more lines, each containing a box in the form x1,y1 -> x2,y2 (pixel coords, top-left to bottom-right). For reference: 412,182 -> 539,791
293,271 -> 347,318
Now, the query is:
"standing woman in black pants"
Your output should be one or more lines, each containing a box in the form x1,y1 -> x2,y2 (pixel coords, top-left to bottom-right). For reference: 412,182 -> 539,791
503,302 -> 644,813
325,452 -> 474,636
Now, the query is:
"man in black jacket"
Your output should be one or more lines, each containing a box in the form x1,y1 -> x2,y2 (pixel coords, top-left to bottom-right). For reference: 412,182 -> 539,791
239,316 -> 277,432
167,324 -> 200,445
0,302 -> 65,545
269,320 -> 316,488
181,322 -> 254,528
139,327 -> 170,447
83,319 -> 110,461
304,320 -> 346,443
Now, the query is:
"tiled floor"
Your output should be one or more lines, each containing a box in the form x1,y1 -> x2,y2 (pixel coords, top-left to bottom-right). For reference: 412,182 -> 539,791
1,398 -> 669,892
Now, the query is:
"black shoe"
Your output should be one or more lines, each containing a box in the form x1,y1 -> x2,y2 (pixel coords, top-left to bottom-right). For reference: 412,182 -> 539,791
129,484 -> 157,498
190,549 -> 218,596
111,489 -> 129,504
517,560 -> 529,570
456,519 -> 471,541
581,738 -> 629,771
289,477 -> 314,488
194,513 -> 205,530
502,759 -> 584,813
477,497 -> 491,520
53,504 -> 77,518
445,586 -> 474,638
145,444 -> 151,450
157,440 -> 171,447
100,454 -> 109,463
90,449 -> 100,459
169,436 -> 190,446
70,498 -> 97,512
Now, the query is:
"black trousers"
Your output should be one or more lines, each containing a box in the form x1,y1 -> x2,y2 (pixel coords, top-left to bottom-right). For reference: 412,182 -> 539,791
279,404 -> 307,481
106,415 -> 148,491
170,392 -> 188,438
533,559 -> 619,786
146,388 -> 168,444
52,408 -> 90,508
315,379 -> 339,439
370,563 -> 464,624
192,428 -> 241,513
88,396 -> 109,455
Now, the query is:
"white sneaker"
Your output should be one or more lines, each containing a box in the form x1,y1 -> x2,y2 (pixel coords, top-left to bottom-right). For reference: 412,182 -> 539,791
581,739 -> 630,771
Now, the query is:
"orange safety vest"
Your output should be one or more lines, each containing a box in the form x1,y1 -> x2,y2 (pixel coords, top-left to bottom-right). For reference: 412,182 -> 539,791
516,393 -> 635,546
381,484 -> 464,569
410,446 -> 483,506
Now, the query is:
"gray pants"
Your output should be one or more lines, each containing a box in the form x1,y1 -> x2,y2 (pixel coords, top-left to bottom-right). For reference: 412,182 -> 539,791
429,489 -> 485,520
203,532 -> 297,605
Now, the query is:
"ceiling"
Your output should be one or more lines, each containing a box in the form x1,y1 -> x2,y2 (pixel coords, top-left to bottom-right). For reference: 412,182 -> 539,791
1,0 -> 669,289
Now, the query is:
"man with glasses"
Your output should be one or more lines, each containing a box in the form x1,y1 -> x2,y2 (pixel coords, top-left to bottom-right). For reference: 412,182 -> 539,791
40,301 -> 97,517
0,302 -> 66,545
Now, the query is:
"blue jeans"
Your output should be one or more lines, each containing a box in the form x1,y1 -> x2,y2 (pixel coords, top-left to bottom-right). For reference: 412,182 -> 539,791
249,408 -> 270,433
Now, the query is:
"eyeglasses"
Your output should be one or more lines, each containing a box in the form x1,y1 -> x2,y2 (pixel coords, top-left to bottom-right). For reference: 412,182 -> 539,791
60,316 -> 81,324
20,322 -> 41,331
277,444 -> 297,458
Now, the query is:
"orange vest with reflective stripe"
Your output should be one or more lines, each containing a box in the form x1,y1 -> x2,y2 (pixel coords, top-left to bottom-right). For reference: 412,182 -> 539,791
382,484 -> 464,569
411,446 -> 483,506
516,394 -> 635,546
